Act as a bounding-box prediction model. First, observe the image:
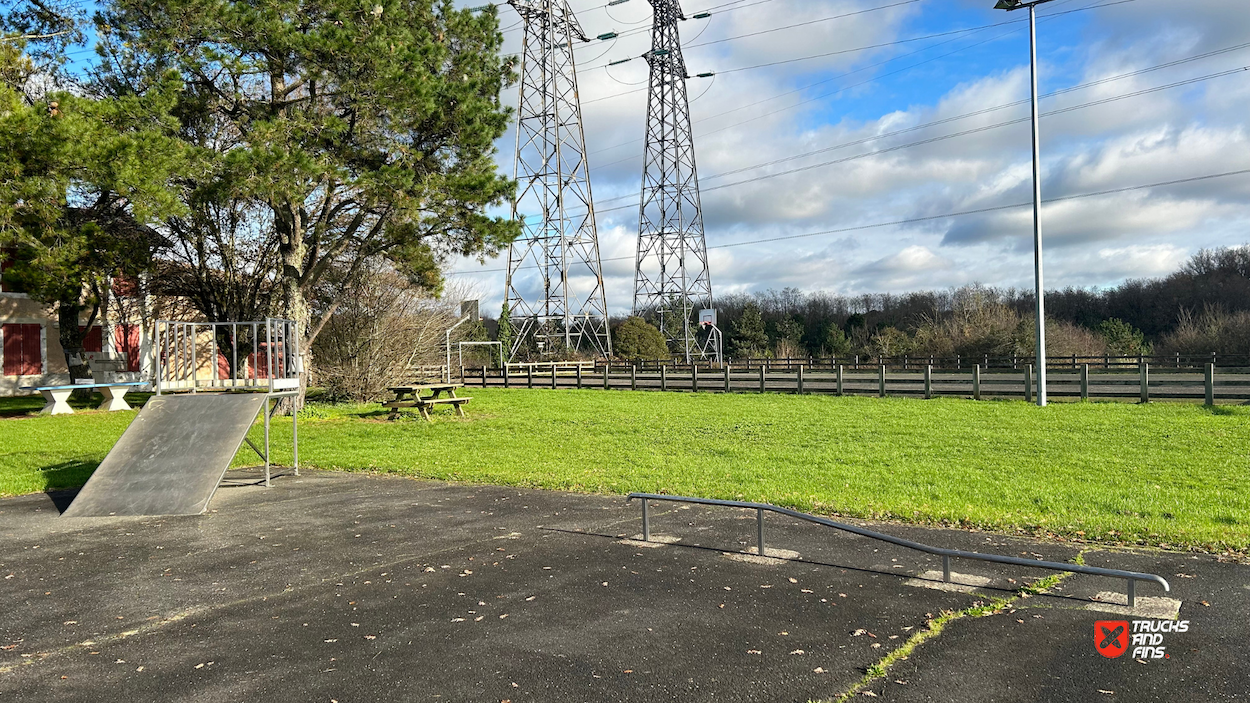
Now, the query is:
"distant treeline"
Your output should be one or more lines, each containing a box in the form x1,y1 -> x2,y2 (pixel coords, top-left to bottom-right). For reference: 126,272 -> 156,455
676,246 -> 1250,361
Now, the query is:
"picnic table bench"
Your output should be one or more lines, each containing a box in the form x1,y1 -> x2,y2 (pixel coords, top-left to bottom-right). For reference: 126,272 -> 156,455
20,381 -> 146,416
384,383 -> 472,421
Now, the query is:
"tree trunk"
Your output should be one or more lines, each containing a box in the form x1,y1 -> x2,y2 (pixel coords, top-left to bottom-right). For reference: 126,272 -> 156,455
278,213 -> 309,414
57,301 -> 93,398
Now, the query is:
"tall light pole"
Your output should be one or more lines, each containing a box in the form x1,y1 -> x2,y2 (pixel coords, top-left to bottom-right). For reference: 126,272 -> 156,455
995,0 -> 1052,406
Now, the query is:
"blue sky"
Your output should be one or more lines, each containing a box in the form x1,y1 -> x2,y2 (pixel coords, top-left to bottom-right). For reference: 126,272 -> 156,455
447,0 -> 1250,315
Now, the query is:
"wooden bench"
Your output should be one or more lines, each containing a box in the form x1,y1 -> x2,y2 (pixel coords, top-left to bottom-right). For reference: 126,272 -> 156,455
20,382 -> 146,416
384,384 -> 472,421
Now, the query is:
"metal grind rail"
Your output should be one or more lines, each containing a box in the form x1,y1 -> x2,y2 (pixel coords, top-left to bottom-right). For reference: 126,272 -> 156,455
626,494 -> 1170,608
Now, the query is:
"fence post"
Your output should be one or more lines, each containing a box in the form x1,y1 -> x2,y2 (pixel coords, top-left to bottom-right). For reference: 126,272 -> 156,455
836,365 -> 844,396
1139,362 -> 1149,403
604,363 -> 610,390
724,365 -> 731,393
692,365 -> 699,393
551,367 -> 558,390
797,366 -> 805,395
631,364 -> 637,391
924,365 -> 932,399
527,366 -> 533,389
878,365 -> 887,398
482,366 -> 488,388
1080,364 -> 1089,401
504,365 -> 511,389
577,366 -> 583,389
973,364 -> 981,401
1024,365 -> 1032,403
661,365 -> 668,392
1205,363 -> 1215,406
759,365 -> 766,393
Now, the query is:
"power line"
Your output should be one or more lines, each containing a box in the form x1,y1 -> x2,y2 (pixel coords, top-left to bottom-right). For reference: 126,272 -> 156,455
685,0 -> 921,50
581,0 -> 1105,153
585,63 -> 1249,213
448,168 -> 1250,276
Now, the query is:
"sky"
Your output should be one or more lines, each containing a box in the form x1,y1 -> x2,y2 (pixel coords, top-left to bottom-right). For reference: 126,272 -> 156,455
449,0 -> 1250,315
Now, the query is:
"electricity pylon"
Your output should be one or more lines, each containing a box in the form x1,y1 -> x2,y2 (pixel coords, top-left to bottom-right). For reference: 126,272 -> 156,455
504,0 -> 612,360
633,0 -> 714,363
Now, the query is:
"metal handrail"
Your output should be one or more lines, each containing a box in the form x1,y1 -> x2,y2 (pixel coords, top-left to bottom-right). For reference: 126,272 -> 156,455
627,493 -> 1170,608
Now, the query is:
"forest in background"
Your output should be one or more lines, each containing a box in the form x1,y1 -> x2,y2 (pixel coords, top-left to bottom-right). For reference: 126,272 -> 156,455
584,245 -> 1250,362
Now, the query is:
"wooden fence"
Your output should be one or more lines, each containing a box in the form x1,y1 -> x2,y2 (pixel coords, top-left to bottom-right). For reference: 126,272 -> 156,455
464,363 -> 1250,404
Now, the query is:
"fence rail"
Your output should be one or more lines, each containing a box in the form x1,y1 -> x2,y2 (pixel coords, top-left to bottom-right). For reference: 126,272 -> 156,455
630,352 -> 1250,372
465,362 -> 1249,404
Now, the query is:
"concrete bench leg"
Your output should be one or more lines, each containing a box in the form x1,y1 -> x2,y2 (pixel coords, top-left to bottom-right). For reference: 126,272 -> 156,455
40,388 -> 75,415
99,386 -> 132,412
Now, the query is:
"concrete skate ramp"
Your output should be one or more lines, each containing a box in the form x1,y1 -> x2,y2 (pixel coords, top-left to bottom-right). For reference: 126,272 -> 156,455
62,394 -> 267,518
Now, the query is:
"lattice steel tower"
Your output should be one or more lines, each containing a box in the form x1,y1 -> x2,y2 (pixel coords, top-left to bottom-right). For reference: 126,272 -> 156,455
504,0 -> 612,360
633,0 -> 713,363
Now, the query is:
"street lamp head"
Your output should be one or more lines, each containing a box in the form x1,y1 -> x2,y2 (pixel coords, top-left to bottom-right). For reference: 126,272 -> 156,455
994,0 -> 1022,9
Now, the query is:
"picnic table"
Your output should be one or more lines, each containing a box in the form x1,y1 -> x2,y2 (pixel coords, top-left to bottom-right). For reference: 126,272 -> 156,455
384,383 -> 472,421
20,381 -> 146,415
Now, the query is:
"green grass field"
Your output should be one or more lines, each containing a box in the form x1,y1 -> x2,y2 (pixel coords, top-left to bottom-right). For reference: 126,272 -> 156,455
1,389 -> 1247,551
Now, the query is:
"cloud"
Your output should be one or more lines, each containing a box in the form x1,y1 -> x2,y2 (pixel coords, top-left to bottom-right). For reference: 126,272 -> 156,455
449,0 -> 1250,313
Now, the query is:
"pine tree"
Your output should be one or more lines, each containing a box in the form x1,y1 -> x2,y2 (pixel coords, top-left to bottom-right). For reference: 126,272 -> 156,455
497,302 -> 513,363
731,303 -> 769,358
0,31 -> 185,383
97,0 -> 521,404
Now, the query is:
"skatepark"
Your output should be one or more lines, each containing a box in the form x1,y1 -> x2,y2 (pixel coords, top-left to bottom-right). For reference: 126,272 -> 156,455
2,471 -> 1247,702
2,317 -> 1248,701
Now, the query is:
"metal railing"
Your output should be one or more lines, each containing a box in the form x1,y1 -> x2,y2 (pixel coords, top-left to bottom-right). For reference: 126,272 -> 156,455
155,318 -> 301,394
627,493 -> 1170,608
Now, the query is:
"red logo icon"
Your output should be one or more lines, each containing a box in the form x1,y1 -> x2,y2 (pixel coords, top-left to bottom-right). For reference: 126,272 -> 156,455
1095,620 -> 1129,658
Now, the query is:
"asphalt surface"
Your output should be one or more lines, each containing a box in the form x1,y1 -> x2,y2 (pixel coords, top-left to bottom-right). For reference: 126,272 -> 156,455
0,471 -> 1245,702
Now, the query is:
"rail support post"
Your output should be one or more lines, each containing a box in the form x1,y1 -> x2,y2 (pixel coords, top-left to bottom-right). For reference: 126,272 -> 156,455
836,365 -> 844,396
924,365 -> 932,399
1139,362 -> 1149,403
604,364 -> 610,390
504,365 -> 511,389
724,365 -> 731,393
942,555 -> 951,583
759,366 -> 766,393
692,365 -> 699,393
661,365 -> 668,392
757,508 -> 766,556
577,366 -> 583,389
973,364 -> 981,401
1127,578 -> 1136,609
1205,363 -> 1215,406
1080,364 -> 1089,401
797,366 -> 805,395
631,365 -> 637,391
527,366 -> 533,389
551,367 -> 557,390
1025,365 -> 1033,403
879,365 -> 887,398
641,498 -> 650,542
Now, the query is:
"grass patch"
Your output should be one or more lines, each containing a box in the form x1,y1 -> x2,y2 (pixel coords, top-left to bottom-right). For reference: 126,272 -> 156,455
0,389 -> 1247,550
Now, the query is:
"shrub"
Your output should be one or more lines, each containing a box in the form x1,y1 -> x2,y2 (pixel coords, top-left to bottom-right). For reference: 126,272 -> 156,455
613,317 -> 669,361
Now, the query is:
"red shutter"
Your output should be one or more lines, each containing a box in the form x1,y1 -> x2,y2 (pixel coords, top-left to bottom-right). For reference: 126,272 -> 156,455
117,324 -> 143,372
3,324 -> 42,376
80,326 -> 103,353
